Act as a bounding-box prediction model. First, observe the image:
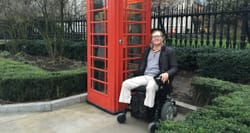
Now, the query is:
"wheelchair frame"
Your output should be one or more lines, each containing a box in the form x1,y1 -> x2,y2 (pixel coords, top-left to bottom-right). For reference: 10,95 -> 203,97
117,77 -> 177,133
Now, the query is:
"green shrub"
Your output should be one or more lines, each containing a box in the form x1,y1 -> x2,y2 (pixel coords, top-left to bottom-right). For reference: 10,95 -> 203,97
0,43 -> 5,51
21,40 -> 48,56
175,47 -> 250,84
0,58 -> 87,102
212,90 -> 250,107
197,49 -> 250,84
175,47 -> 218,71
175,47 -> 199,71
157,113 -> 250,133
158,107 -> 250,133
157,78 -> 250,133
3,40 -> 47,56
210,106 -> 250,127
0,51 -> 11,58
4,40 -> 22,54
2,40 -> 87,61
191,76 -> 247,106
156,121 -> 194,133
63,41 -> 86,61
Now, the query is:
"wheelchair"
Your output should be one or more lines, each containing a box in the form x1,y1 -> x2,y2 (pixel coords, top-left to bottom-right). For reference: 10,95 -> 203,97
117,77 -> 177,133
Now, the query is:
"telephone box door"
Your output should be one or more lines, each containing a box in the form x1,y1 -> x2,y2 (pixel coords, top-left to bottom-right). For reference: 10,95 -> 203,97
117,0 -> 151,111
87,0 -> 151,113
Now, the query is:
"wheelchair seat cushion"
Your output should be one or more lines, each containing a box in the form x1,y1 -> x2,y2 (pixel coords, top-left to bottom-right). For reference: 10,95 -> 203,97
132,86 -> 146,92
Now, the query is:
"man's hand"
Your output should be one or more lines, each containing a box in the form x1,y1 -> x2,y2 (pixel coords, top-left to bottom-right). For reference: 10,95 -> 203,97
160,72 -> 169,83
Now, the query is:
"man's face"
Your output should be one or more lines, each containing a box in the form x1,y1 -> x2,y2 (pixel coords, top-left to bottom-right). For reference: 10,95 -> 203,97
151,31 -> 163,46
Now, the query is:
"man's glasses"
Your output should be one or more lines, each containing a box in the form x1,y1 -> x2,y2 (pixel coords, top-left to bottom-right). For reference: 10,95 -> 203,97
151,35 -> 162,38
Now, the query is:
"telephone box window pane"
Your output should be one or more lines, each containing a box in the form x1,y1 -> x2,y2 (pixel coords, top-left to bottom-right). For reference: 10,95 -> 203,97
94,11 -> 105,21
128,12 -> 142,21
93,81 -> 105,93
128,48 -> 142,57
94,70 -> 105,81
127,73 -> 134,78
123,71 -> 136,79
128,24 -> 142,33
94,47 -> 105,57
94,23 -> 105,33
128,36 -> 142,45
127,60 -> 140,70
128,2 -> 142,9
94,59 -> 105,69
94,36 -> 106,45
94,0 -> 107,9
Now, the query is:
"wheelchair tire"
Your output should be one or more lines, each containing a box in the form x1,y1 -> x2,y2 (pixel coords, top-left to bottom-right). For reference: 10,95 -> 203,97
148,122 -> 156,133
160,101 -> 177,120
117,113 -> 126,123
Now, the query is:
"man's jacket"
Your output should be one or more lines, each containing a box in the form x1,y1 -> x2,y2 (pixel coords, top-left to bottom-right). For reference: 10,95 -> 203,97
137,44 -> 178,90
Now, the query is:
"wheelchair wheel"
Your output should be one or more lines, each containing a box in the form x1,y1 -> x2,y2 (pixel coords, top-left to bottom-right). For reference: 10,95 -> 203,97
160,101 -> 177,120
117,113 -> 126,123
148,122 -> 156,133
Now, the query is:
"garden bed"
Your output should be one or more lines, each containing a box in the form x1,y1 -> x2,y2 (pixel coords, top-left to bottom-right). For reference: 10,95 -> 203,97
0,51 -> 84,71
172,70 -> 197,105
0,56 -> 86,104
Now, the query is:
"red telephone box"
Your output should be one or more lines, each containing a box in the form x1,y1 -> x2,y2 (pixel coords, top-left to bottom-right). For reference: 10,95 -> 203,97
87,0 -> 151,113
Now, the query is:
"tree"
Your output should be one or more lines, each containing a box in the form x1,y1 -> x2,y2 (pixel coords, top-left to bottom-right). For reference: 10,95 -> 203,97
0,0 -> 83,57
152,0 -> 186,9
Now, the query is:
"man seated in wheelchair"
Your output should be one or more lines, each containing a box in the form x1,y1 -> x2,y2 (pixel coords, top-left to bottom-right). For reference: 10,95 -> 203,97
118,29 -> 178,115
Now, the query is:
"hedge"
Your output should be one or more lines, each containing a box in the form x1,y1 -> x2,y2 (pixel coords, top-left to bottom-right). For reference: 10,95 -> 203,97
196,49 -> 250,84
63,41 -> 87,61
212,91 -> 250,108
175,47 -> 218,71
157,114 -> 250,133
4,41 -> 250,84
3,41 -> 250,83
175,47 -> 250,84
0,58 -> 87,103
158,108 -> 250,133
191,76 -> 249,106
1,40 -> 87,61
0,44 -> 5,51
156,77 -> 250,133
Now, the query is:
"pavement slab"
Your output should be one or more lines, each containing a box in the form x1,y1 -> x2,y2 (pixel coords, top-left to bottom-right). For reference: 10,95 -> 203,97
0,103 -> 148,133
0,102 -> 186,133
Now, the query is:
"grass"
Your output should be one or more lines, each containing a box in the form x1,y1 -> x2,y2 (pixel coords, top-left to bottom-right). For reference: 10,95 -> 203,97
169,38 -> 250,49
0,57 -> 48,79
0,40 -> 8,45
0,57 -> 87,103
52,67 -> 86,76
0,57 -> 86,80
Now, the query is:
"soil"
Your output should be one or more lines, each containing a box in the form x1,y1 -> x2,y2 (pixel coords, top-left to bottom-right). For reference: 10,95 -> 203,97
172,70 -> 197,105
0,52 -> 84,71
22,56 -> 85,71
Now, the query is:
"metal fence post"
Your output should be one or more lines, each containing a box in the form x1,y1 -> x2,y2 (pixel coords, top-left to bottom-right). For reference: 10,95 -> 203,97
240,0 -> 249,49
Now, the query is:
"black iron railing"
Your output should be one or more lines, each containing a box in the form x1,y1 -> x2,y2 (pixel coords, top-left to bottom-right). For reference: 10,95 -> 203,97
0,1 -> 249,48
0,15 -> 87,41
151,0 -> 250,49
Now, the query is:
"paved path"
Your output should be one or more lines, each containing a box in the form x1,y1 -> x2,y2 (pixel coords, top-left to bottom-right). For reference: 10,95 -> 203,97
0,102 -> 186,133
0,103 -> 147,133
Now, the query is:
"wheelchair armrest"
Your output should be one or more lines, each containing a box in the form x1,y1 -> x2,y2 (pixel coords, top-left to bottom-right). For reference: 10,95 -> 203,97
154,76 -> 169,90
